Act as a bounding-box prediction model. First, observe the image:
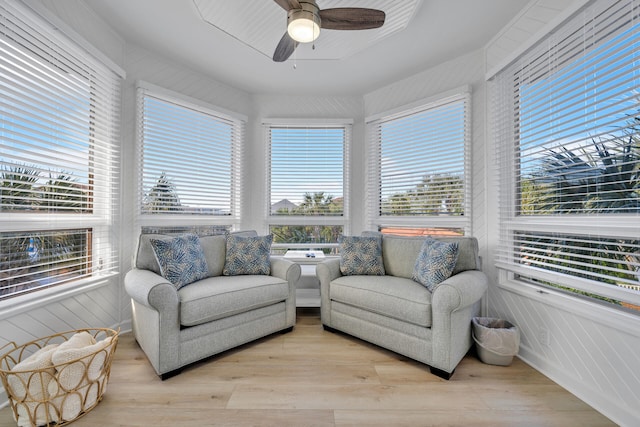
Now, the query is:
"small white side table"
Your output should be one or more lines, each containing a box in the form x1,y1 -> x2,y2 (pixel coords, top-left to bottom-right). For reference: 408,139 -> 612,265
283,250 -> 326,307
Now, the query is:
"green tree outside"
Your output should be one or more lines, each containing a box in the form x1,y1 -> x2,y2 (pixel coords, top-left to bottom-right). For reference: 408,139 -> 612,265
143,172 -> 181,213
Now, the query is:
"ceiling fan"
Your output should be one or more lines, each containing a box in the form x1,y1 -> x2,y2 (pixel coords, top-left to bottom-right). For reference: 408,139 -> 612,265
272,0 -> 386,62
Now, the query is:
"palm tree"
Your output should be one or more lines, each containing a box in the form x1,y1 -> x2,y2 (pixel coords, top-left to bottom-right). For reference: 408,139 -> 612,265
295,192 -> 342,244
587,137 -> 639,212
270,192 -> 342,248
40,172 -> 89,213
298,192 -> 334,215
0,165 -> 40,210
527,134 -> 639,214
0,165 -> 90,296
521,132 -> 640,290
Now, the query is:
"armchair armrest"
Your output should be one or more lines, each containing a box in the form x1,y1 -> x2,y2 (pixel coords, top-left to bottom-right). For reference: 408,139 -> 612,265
316,258 -> 342,285
431,270 -> 488,313
430,269 -> 488,373
270,257 -> 301,286
124,268 -> 181,375
270,257 -> 300,328
124,268 -> 179,311
317,258 -> 342,325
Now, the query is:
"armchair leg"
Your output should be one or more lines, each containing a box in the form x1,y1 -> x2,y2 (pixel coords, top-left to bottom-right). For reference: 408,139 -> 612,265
430,366 -> 454,380
322,324 -> 338,333
160,368 -> 183,381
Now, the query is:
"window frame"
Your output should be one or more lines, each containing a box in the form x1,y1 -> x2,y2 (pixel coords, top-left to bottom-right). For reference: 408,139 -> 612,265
491,0 -> 640,310
0,1 -> 122,303
264,118 -> 351,250
135,81 -> 246,234
365,86 -> 472,235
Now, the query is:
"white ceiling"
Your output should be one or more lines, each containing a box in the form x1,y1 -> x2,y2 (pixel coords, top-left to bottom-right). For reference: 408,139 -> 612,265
83,0 -> 531,96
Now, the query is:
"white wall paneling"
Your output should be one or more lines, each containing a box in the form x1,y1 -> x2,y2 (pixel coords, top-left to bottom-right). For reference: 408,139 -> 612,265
29,0 -> 126,68
0,280 -> 121,405
488,282 -> 640,426
484,0 -> 586,77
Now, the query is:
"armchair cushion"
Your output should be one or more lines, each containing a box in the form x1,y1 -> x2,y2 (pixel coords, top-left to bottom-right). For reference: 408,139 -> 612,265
178,275 -> 289,327
412,237 -> 459,291
198,235 -> 226,276
150,234 -> 209,290
223,234 -> 273,276
330,275 -> 433,327
339,235 -> 385,276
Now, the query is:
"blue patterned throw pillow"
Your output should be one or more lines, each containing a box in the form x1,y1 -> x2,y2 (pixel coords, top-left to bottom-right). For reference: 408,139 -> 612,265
339,235 -> 385,276
412,237 -> 459,291
223,234 -> 272,276
150,234 -> 210,290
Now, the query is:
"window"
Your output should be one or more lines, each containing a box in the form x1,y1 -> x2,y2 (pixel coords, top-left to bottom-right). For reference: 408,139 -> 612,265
0,2 -> 121,300
265,120 -> 350,252
492,0 -> 640,310
366,88 -> 471,236
136,83 -> 245,235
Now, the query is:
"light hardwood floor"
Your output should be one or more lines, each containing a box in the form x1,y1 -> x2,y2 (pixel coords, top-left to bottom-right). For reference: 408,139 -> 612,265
0,308 -> 615,427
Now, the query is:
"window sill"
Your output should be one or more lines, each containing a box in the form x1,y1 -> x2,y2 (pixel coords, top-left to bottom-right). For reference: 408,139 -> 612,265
497,279 -> 640,338
0,272 -> 119,321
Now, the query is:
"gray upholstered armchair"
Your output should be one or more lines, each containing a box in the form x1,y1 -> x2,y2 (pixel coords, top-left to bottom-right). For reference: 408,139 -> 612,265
124,232 -> 300,378
317,234 -> 487,379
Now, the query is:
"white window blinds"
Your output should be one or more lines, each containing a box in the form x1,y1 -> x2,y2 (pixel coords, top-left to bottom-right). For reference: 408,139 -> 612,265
265,120 -> 350,247
366,90 -> 470,233
0,1 -> 122,299
492,0 -> 640,308
136,83 -> 245,227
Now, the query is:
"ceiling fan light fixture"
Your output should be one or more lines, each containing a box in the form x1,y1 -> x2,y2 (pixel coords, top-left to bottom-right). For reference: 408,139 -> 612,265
273,0 -> 386,62
287,4 -> 320,43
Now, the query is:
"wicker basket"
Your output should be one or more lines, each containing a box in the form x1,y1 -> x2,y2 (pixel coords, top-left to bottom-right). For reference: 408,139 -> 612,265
0,328 -> 118,427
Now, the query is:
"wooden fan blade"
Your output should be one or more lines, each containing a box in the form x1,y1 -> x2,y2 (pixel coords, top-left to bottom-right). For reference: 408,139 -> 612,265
273,31 -> 299,62
273,0 -> 301,11
319,8 -> 385,30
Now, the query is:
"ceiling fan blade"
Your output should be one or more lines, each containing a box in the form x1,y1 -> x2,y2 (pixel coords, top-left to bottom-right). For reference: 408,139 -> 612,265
273,0 -> 301,11
319,8 -> 385,30
273,31 -> 299,62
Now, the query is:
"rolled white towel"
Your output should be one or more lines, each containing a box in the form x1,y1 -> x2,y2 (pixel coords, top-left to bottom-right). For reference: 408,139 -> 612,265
52,332 -> 96,361
87,336 -> 113,381
48,335 -> 114,421
8,343 -> 59,427
51,332 -> 99,390
48,380 -> 100,422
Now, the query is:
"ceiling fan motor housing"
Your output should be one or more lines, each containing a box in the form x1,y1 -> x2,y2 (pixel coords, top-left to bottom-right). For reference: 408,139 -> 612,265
287,1 -> 321,43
